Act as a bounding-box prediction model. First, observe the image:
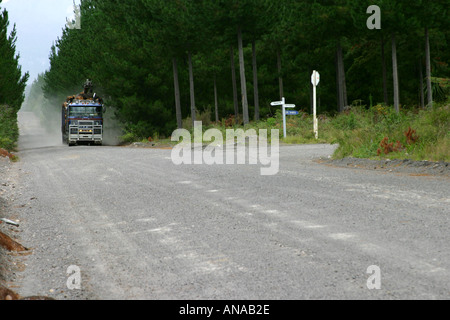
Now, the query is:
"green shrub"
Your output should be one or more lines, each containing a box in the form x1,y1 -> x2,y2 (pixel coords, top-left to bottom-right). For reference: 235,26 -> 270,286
0,105 -> 19,152
332,104 -> 449,161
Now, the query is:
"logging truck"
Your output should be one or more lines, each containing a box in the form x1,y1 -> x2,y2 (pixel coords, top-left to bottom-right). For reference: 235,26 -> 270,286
61,80 -> 105,146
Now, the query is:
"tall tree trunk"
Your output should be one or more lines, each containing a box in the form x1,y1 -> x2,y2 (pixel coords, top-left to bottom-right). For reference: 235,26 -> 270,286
335,50 -> 341,111
252,40 -> 260,121
237,25 -> 249,125
342,53 -> 348,107
336,42 -> 347,112
188,50 -> 196,125
230,45 -> 239,124
214,75 -> 219,123
310,73 -> 314,115
391,34 -> 400,113
277,48 -> 284,100
381,34 -> 389,105
172,57 -> 182,129
337,42 -> 348,109
425,27 -> 433,108
418,59 -> 425,109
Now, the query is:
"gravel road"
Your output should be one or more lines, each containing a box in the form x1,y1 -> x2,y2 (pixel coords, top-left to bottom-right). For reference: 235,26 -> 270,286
1,111 -> 449,300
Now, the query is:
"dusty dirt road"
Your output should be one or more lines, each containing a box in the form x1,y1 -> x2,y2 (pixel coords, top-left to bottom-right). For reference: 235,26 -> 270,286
2,111 -> 449,300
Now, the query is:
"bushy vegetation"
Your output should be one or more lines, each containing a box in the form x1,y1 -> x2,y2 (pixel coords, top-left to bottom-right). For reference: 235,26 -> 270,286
329,104 -> 449,161
0,104 -> 19,152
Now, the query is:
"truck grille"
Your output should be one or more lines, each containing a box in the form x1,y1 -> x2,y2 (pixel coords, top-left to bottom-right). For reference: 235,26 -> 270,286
68,119 -> 102,143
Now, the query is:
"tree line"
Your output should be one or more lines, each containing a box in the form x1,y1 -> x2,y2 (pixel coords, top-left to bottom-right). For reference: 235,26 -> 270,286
0,3 -> 28,111
0,2 -> 29,152
41,0 -> 449,138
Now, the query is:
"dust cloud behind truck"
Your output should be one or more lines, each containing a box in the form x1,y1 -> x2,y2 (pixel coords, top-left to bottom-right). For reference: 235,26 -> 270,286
61,80 -> 105,146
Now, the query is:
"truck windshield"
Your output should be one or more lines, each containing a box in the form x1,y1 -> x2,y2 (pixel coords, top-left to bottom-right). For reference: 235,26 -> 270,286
69,106 -> 102,117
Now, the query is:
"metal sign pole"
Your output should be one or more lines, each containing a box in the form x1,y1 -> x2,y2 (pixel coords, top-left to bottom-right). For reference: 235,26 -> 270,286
311,71 -> 320,139
271,97 -> 295,139
313,83 -> 317,139
282,98 -> 287,138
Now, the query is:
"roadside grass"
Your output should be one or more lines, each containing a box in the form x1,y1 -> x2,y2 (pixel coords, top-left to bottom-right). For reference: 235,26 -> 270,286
329,103 -> 450,162
263,102 -> 448,161
120,100 -> 449,163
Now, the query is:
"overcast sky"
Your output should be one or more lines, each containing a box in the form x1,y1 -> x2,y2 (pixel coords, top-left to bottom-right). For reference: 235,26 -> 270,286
1,0 -> 81,83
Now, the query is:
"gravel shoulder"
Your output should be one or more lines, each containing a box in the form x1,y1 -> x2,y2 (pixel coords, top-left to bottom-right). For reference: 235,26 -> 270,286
0,157 -> 10,287
0,156 -> 22,294
320,157 -> 449,178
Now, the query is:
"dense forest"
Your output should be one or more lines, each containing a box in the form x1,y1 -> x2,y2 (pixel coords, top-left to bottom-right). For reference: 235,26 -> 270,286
37,0 -> 449,138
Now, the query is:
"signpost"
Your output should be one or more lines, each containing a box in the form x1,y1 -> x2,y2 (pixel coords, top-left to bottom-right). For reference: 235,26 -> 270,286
271,97 -> 296,138
285,111 -> 299,116
270,99 -> 284,107
311,70 -> 320,139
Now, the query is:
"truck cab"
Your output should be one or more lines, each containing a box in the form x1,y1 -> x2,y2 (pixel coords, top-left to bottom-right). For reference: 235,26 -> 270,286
62,99 -> 104,146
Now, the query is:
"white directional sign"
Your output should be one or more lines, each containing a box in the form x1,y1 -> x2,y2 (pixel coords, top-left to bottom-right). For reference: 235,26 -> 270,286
311,71 -> 320,86
271,97 -> 285,106
284,104 -> 296,108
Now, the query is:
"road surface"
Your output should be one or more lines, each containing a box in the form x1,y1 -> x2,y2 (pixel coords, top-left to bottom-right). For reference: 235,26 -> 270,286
6,111 -> 450,300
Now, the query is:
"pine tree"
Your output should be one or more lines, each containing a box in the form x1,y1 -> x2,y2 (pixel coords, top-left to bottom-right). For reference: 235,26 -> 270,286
0,8 -> 29,110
